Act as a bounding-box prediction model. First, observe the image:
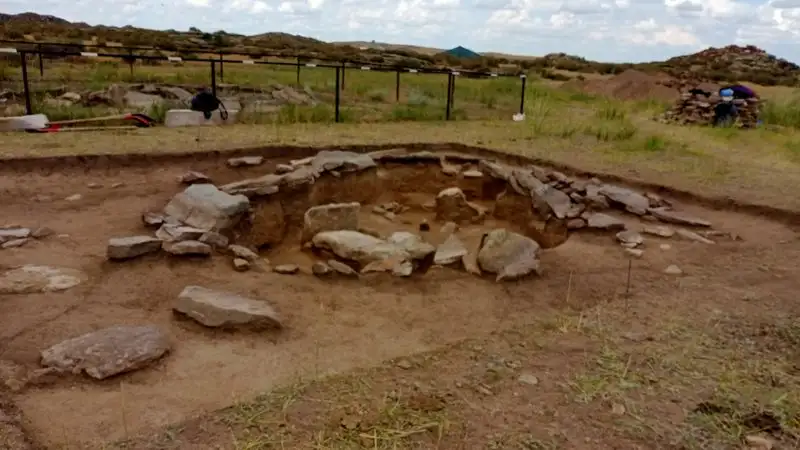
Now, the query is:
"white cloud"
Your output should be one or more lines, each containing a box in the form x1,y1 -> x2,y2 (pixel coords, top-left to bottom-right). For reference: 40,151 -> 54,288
1,0 -> 798,63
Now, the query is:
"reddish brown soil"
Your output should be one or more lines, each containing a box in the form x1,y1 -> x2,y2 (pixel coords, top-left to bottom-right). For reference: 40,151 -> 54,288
0,145 -> 798,449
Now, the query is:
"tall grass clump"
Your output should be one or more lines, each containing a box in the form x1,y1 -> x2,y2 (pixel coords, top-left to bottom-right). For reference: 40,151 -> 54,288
760,96 -> 800,128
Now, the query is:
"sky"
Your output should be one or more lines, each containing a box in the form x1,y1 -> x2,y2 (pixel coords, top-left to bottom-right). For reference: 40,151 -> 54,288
0,0 -> 799,63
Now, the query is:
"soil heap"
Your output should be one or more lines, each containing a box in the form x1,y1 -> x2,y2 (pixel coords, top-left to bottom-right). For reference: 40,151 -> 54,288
657,92 -> 761,128
563,69 -> 681,102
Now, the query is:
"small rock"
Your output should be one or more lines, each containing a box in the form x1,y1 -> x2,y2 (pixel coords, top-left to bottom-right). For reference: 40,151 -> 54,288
232,258 -> 250,271
274,264 -> 299,274
174,285 -> 281,329
327,259 -> 358,276
65,194 -> 82,202
275,164 -> 294,174
440,222 -> 458,235
156,224 -> 205,242
616,230 -> 644,247
199,231 -> 229,248
664,265 -> 683,275
387,232 -> 436,260
745,435 -> 774,450
30,226 -> 54,239
87,182 -> 102,189
1,238 -> 29,249
462,169 -> 483,178
40,325 -> 170,380
0,228 -> 30,241
435,187 -> 482,223
111,182 -> 124,189
625,248 -> 644,258
434,233 -> 468,265
566,218 -> 586,230
396,359 -> 413,370
675,228 -> 715,244
228,244 -> 260,262
178,171 -> 211,184
227,156 -> 264,167
585,213 -> 626,230
141,212 -> 166,227
107,236 -> 162,260
599,185 -> 650,216
518,373 -> 539,386
642,225 -> 675,238
312,261 -> 332,276
163,240 -> 212,256
611,403 -> 626,415
660,244 -> 671,250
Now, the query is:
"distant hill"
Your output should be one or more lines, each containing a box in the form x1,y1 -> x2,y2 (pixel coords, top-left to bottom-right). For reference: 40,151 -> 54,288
0,12 -> 798,86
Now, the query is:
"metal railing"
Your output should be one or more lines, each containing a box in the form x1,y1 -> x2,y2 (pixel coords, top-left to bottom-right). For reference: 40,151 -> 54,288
0,44 -> 529,123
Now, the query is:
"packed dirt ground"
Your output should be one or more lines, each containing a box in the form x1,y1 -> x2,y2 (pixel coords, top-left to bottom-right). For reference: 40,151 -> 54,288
0,144 -> 798,449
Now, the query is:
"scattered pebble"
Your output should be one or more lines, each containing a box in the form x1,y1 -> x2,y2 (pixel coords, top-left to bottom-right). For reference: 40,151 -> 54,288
396,359 -> 413,370
233,258 -> 250,272
518,373 -> 539,386
664,265 -> 683,275
274,264 -> 299,274
611,403 -> 626,415
1,238 -> 29,249
312,261 -> 331,276
624,248 -> 644,258
65,194 -> 82,202
659,243 -> 671,250
745,435 -> 774,450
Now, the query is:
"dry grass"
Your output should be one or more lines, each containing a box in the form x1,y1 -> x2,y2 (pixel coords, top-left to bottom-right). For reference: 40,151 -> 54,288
4,107 -> 800,212
110,282 -> 800,449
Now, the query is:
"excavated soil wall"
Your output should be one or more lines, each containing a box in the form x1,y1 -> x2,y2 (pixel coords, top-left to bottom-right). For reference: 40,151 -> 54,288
1,143 -> 797,227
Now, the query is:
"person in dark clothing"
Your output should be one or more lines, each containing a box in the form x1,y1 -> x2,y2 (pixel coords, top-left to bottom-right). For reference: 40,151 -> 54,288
190,89 -> 228,120
713,88 -> 738,127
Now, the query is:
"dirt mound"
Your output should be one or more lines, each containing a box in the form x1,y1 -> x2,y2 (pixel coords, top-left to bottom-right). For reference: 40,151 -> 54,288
563,69 -> 681,102
663,45 -> 800,86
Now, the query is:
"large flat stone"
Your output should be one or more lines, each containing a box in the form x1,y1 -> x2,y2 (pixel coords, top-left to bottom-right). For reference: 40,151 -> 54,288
312,230 -> 410,266
477,229 -> 541,282
40,325 -> 170,380
0,265 -> 86,294
302,202 -> 361,243
173,285 -> 282,330
163,184 -> 250,231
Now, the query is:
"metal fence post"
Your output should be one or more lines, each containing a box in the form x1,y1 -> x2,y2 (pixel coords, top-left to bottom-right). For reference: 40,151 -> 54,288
37,44 -> 44,77
334,66 -> 341,123
20,51 -> 32,115
211,60 -> 217,97
445,73 -> 453,121
395,71 -> 400,102
450,72 -> 456,111
296,57 -> 301,86
341,61 -> 346,90
219,52 -> 224,82
519,74 -> 527,114
128,49 -> 134,77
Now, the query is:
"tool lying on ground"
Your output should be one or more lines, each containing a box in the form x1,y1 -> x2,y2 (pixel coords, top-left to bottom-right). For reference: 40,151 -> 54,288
26,113 -> 157,133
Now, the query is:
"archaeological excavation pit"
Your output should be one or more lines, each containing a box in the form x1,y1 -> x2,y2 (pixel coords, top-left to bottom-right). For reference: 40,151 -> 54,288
1,144 -> 775,448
